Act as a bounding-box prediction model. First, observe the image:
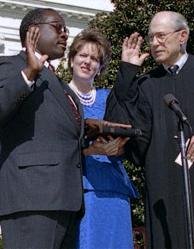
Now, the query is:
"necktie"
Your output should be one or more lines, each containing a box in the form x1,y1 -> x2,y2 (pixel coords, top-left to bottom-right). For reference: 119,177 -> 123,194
168,65 -> 179,75
64,92 -> 81,126
48,61 -> 56,73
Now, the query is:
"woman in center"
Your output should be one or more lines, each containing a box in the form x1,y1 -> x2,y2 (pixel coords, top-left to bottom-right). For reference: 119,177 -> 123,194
68,29 -> 138,249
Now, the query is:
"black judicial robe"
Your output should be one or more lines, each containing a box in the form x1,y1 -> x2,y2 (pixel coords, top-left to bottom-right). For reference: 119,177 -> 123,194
105,55 -> 194,249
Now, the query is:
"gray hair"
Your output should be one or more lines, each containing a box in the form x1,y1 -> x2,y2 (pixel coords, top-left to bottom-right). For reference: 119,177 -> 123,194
151,11 -> 189,34
171,12 -> 190,35
150,11 -> 189,51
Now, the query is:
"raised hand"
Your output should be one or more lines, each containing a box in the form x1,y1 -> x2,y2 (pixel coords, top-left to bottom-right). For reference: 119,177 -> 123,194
122,32 -> 149,66
23,26 -> 48,81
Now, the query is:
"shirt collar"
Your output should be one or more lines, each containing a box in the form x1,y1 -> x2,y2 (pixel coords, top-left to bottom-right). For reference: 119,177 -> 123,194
35,51 -> 50,68
163,52 -> 188,74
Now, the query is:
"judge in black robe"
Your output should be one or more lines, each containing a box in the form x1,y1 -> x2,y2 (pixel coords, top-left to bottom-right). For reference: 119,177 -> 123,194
105,11 -> 194,249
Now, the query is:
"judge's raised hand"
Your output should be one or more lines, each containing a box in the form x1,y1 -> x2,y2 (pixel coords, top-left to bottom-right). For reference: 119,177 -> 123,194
122,32 -> 149,66
23,26 -> 49,81
83,136 -> 129,156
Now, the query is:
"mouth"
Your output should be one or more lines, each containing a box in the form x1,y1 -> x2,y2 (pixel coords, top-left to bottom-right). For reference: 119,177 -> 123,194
81,66 -> 90,73
57,41 -> 67,50
153,50 -> 164,55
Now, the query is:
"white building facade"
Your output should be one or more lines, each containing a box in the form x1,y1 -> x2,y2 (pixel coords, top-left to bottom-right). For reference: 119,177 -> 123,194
0,0 -> 113,56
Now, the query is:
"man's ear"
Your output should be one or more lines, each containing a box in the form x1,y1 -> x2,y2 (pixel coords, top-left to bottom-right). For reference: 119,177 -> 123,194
179,29 -> 189,45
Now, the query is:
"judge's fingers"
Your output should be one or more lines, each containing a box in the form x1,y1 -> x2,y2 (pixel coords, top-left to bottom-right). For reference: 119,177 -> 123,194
122,37 -> 129,48
139,52 -> 150,62
136,35 -> 144,48
128,32 -> 141,49
122,33 -> 138,49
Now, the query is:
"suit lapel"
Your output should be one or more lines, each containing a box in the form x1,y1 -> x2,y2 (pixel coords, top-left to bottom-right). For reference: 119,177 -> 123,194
39,68 -> 83,131
63,83 -> 85,135
63,83 -> 83,117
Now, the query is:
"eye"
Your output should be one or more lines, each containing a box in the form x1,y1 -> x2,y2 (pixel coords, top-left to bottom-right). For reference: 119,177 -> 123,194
79,53 -> 88,58
48,23 -> 65,34
147,34 -> 154,42
157,33 -> 166,39
91,56 -> 99,62
54,23 -> 63,33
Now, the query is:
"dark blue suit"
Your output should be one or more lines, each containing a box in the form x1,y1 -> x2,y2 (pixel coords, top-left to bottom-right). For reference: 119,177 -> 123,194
0,51 -> 84,248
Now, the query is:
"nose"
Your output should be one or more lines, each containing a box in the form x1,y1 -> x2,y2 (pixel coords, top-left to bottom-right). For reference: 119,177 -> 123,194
60,31 -> 68,40
60,27 -> 69,39
63,27 -> 69,36
84,56 -> 91,64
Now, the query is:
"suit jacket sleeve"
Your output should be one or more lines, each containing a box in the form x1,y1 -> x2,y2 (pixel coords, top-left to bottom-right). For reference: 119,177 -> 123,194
104,61 -> 152,166
0,56 -> 33,127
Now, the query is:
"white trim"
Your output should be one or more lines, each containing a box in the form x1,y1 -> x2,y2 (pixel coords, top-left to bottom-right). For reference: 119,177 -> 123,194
0,0 -> 113,56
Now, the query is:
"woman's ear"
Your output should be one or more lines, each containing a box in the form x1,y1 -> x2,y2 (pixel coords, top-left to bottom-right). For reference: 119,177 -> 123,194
97,71 -> 101,76
97,65 -> 103,76
70,59 -> 74,68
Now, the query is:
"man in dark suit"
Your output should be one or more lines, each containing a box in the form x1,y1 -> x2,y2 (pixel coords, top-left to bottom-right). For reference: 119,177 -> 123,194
0,8 -> 84,249
105,11 -> 194,249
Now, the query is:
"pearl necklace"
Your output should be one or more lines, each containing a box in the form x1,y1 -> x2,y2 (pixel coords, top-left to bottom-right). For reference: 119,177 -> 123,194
69,81 -> 96,106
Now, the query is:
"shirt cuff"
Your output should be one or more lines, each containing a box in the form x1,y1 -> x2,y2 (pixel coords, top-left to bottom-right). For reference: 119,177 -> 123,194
21,70 -> 35,87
